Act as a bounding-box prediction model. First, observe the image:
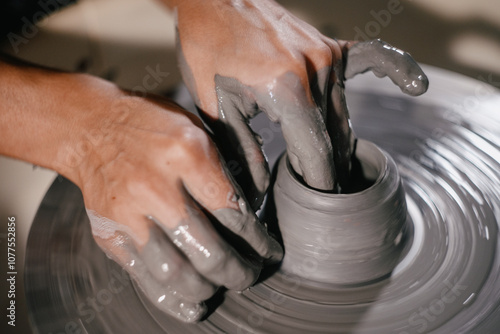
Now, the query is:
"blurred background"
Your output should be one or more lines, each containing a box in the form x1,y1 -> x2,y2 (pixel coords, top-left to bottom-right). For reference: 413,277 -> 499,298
0,0 -> 499,333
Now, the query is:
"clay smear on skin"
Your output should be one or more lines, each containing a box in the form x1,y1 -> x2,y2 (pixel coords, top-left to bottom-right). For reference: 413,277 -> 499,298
87,209 -> 206,322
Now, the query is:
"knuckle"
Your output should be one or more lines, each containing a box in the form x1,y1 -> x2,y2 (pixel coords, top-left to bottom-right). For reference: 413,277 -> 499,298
178,124 -> 208,145
256,238 -> 273,259
189,279 -> 218,301
313,44 -> 333,66
199,247 -> 257,289
201,249 -> 229,276
225,216 -> 247,235
170,125 -> 212,163
156,258 -> 182,282
123,177 -> 153,201
329,41 -> 343,59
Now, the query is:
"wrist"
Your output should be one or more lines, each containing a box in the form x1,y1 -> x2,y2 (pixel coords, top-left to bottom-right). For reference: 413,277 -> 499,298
51,75 -> 126,186
0,59 -> 124,185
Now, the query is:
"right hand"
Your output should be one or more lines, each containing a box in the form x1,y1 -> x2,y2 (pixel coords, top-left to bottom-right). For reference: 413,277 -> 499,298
174,0 -> 428,199
70,92 -> 283,322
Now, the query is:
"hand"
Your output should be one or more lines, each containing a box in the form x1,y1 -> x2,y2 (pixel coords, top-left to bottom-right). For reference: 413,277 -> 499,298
73,94 -> 283,322
0,57 -> 282,323
173,0 -> 428,199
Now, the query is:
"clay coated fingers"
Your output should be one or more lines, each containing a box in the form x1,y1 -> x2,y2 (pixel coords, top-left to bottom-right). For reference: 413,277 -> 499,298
212,196 -> 284,264
213,75 -> 271,209
259,71 -> 335,190
175,128 -> 283,263
345,39 -> 429,96
140,225 -> 217,302
92,231 -> 207,322
152,200 -> 262,291
326,83 -> 356,189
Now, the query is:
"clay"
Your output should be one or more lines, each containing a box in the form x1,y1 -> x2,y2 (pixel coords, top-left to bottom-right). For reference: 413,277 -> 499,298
153,212 -> 261,292
87,209 -> 140,243
178,35 -> 429,198
345,39 -> 429,96
273,140 -> 407,284
87,209 -> 209,322
85,168 -> 282,323
211,75 -> 273,207
212,195 -> 283,263
211,73 -> 334,204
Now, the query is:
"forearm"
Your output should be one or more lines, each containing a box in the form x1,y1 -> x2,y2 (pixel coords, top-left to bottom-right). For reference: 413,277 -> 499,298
159,0 -> 200,9
158,0 -> 240,13
0,56 -> 121,183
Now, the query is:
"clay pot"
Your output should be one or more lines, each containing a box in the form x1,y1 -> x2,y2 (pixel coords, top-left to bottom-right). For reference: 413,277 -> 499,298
273,139 -> 407,285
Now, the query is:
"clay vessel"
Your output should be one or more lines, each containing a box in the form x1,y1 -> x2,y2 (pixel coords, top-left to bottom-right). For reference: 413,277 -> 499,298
273,139 -> 407,285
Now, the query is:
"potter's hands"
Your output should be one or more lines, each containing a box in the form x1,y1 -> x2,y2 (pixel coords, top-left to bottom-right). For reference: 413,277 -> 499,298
173,0 -> 428,198
0,57 -> 282,323
78,95 -> 283,322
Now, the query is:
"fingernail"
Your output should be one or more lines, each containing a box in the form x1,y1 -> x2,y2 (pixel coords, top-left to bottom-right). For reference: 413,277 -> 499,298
236,287 -> 250,294
266,237 -> 284,263
180,302 -> 207,323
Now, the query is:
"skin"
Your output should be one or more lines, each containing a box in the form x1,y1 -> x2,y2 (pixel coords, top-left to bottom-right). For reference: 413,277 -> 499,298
165,0 -> 428,198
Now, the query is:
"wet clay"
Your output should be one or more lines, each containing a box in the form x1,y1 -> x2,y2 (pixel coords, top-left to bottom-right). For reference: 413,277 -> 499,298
273,140 -> 407,284
210,73 -> 335,204
345,39 -> 429,96
212,195 -> 283,263
86,192 -> 282,323
87,210 -> 209,322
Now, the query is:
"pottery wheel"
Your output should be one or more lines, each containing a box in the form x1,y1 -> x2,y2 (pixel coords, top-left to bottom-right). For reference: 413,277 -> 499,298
25,66 -> 500,334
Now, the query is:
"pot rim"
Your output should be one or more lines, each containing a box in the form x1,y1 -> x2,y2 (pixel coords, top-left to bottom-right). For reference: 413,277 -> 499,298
282,139 -> 395,201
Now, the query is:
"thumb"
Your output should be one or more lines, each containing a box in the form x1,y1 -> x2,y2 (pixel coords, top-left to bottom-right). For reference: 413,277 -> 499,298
199,75 -> 270,210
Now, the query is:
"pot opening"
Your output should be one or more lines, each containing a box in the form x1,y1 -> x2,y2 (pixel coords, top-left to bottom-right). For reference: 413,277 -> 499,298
288,139 -> 386,195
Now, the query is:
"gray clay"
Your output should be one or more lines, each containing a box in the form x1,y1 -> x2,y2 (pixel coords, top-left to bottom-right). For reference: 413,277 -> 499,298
89,220 -> 208,322
273,140 -> 407,284
212,195 -> 284,263
345,39 -> 429,96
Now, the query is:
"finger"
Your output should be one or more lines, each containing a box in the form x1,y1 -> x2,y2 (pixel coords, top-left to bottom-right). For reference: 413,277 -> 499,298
174,124 -> 284,263
211,193 -> 283,263
204,75 -> 270,210
90,228 -> 206,323
257,71 -> 336,190
140,224 -> 217,302
87,210 -> 216,302
345,39 -> 429,96
151,192 -> 262,291
187,168 -> 284,263
326,80 -> 356,191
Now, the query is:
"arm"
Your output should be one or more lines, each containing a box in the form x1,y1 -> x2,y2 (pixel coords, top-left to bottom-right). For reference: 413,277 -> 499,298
0,56 -> 282,322
0,55 -> 115,182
